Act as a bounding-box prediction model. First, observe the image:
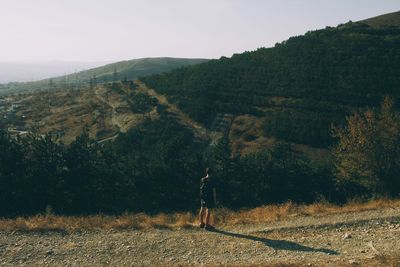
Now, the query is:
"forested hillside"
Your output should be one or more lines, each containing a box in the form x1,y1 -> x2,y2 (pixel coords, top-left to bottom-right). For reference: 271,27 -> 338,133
142,22 -> 400,148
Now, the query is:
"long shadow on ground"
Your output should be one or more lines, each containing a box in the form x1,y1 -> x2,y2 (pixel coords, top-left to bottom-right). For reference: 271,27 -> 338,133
210,228 -> 339,255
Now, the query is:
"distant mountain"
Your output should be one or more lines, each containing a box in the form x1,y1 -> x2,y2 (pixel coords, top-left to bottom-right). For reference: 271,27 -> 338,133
360,11 -> 400,28
63,57 -> 209,83
142,12 -> 400,151
0,61 -> 107,84
0,57 -> 209,95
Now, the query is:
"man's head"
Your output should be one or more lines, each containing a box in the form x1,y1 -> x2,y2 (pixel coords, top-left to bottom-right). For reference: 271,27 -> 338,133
206,167 -> 212,175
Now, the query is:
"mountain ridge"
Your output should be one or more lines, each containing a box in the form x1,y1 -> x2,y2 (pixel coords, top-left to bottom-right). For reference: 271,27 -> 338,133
0,57 -> 209,95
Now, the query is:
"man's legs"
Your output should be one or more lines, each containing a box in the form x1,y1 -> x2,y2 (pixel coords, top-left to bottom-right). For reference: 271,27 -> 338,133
199,207 -> 205,226
205,208 -> 211,226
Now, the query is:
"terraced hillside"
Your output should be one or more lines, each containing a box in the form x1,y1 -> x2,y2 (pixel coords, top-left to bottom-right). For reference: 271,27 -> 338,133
1,82 -> 161,144
1,80 -> 223,146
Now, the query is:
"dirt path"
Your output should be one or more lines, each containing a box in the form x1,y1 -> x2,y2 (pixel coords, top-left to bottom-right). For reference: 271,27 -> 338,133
135,80 -> 214,141
94,87 -> 123,132
1,207 -> 399,266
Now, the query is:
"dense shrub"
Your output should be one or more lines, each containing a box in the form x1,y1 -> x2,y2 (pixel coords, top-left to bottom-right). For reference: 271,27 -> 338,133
332,97 -> 400,197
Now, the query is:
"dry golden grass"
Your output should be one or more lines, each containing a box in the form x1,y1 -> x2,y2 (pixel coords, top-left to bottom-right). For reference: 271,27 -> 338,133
214,198 -> 400,226
338,254 -> 400,267
0,198 -> 399,232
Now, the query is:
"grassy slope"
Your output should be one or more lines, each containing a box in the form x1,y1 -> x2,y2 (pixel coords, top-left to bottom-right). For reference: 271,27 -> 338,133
360,10 -> 400,27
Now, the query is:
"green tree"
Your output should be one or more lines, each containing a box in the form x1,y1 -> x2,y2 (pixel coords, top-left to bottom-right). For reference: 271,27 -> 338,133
332,96 -> 400,196
0,131 -> 27,215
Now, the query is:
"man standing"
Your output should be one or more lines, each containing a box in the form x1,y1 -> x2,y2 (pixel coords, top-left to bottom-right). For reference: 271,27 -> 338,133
199,168 -> 217,230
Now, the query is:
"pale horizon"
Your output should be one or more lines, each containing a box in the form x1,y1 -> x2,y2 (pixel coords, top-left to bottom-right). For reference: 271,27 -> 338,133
1,0 -> 399,63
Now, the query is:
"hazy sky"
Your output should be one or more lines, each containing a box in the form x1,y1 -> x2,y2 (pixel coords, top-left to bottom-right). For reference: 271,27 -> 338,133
1,0 -> 399,62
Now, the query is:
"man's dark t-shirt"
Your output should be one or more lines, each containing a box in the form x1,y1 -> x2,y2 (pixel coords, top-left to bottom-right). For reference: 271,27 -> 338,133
200,175 -> 215,208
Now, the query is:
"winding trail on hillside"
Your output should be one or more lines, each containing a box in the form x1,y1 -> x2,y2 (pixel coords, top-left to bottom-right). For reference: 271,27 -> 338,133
94,85 -> 139,143
94,87 -> 123,132
1,206 -> 399,266
135,80 -> 216,142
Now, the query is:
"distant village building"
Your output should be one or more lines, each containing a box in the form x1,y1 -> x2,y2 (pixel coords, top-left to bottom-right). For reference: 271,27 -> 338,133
10,102 -> 22,111
7,128 -> 29,138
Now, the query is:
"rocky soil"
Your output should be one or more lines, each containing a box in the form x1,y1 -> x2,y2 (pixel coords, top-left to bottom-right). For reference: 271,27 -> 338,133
1,207 -> 399,266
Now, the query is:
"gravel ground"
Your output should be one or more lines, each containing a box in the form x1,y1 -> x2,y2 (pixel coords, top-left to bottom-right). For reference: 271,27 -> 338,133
1,207 -> 399,266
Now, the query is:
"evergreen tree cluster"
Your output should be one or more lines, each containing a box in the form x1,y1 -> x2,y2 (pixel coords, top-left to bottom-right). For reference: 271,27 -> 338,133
0,113 -> 336,217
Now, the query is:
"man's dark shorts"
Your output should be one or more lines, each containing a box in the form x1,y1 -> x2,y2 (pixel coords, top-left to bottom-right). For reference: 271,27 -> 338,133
201,197 -> 215,209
